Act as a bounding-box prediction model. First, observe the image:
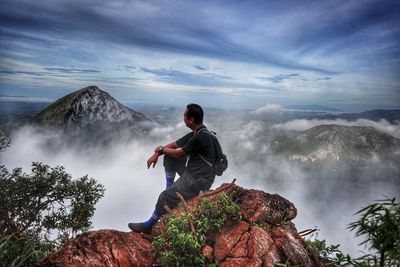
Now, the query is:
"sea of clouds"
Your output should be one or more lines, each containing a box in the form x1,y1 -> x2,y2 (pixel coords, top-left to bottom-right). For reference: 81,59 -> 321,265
1,111 -> 399,256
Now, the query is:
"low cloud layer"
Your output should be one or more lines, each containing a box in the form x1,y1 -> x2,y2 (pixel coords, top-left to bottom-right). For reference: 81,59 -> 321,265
1,113 -> 399,257
252,103 -> 284,114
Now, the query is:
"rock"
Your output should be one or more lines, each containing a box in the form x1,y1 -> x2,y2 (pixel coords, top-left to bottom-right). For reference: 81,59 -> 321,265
219,258 -> 261,267
230,231 -> 250,258
36,229 -> 153,267
247,226 -> 275,260
203,245 -> 214,261
214,221 -> 250,261
37,184 -> 326,267
272,225 -> 314,267
232,186 -> 297,224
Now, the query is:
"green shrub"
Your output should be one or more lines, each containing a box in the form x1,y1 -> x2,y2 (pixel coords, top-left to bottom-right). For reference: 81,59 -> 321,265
0,134 -> 105,266
306,238 -> 351,266
196,192 -> 241,235
152,192 -> 241,266
348,197 -> 400,267
0,232 -> 55,266
306,197 -> 400,267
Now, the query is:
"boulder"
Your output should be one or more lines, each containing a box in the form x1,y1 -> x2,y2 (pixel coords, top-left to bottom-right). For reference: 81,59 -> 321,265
37,230 -> 153,266
37,183 -> 325,267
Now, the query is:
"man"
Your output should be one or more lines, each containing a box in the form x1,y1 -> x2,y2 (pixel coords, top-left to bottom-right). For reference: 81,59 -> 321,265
128,103 -> 217,234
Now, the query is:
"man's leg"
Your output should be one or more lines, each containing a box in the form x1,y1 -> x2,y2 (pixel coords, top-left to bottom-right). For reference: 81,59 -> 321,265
128,211 -> 160,234
128,176 -> 189,233
128,155 -> 187,233
165,169 -> 176,189
154,170 -> 213,217
163,155 -> 186,189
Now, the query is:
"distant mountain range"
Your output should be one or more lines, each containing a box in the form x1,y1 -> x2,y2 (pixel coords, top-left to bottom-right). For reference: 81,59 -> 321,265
272,124 -> 400,162
285,104 -> 342,112
321,109 -> 400,123
250,106 -> 400,124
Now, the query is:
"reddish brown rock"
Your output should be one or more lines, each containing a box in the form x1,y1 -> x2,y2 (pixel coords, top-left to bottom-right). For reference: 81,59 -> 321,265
232,187 -> 297,224
214,221 -> 250,261
37,183 -> 326,267
247,226 -> 275,259
272,226 -> 315,267
203,245 -> 214,261
262,245 -> 281,267
230,231 -> 250,257
37,229 -> 153,267
219,258 -> 261,267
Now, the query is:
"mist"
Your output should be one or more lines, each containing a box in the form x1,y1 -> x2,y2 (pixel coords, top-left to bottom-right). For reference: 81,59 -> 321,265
1,109 -> 399,257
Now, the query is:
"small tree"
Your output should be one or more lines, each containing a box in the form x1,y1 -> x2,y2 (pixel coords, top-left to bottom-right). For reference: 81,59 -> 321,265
0,163 -> 105,240
0,132 -> 105,265
348,197 -> 400,267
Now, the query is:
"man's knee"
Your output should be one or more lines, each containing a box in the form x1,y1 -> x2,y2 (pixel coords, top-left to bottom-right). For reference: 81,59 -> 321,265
155,190 -> 177,216
163,155 -> 175,169
163,155 -> 186,173
155,187 -> 185,216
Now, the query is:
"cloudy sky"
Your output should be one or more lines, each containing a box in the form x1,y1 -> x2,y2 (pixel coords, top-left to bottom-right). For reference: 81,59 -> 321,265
0,0 -> 399,111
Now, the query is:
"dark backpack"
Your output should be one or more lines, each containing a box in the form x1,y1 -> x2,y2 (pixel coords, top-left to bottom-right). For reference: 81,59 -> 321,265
197,128 -> 228,176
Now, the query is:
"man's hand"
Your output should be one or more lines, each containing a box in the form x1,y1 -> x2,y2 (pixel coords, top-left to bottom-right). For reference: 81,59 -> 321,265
147,153 -> 159,169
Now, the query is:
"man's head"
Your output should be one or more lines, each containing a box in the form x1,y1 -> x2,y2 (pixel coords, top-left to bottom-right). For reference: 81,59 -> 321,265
184,103 -> 204,127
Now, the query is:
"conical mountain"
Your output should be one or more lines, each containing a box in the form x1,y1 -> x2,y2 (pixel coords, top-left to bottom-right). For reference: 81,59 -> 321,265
33,86 -> 151,129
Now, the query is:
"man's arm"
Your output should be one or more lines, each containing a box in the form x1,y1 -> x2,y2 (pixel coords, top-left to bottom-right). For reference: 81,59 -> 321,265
147,142 -> 185,168
163,142 -> 179,149
162,147 -> 186,158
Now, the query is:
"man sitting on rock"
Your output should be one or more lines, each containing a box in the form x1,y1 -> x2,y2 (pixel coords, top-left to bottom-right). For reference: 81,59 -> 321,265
128,103 -> 217,234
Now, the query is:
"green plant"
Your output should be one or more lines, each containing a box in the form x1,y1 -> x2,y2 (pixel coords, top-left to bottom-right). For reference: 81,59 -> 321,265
306,238 -> 351,266
306,197 -> 400,267
0,232 -> 56,266
306,237 -> 395,267
0,162 -> 105,240
0,134 -> 105,266
152,192 -> 241,266
348,197 -> 400,267
195,192 -> 241,235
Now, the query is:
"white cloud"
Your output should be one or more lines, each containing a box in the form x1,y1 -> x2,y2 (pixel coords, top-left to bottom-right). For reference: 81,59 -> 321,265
252,103 -> 284,114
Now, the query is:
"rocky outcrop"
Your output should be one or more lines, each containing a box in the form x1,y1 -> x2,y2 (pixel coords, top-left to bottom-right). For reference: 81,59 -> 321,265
37,230 -> 153,266
37,184 -> 325,266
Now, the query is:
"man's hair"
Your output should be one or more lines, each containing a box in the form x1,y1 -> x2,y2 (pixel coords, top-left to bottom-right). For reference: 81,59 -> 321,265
186,103 -> 204,124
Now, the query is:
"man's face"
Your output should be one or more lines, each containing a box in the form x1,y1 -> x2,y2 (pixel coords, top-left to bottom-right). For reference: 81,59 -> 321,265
183,109 -> 194,128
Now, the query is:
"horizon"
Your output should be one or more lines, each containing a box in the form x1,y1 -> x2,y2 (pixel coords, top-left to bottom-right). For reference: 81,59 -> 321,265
1,1 -> 400,112
1,88 -> 400,113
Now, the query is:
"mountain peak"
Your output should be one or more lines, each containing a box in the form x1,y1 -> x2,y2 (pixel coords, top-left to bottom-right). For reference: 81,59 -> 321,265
32,86 -> 151,130
76,85 -> 102,95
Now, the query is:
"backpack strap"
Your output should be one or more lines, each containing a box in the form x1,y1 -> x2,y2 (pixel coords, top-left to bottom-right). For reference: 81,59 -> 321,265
185,155 -> 190,168
185,127 -> 207,168
199,154 -> 213,167
195,127 -> 216,167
